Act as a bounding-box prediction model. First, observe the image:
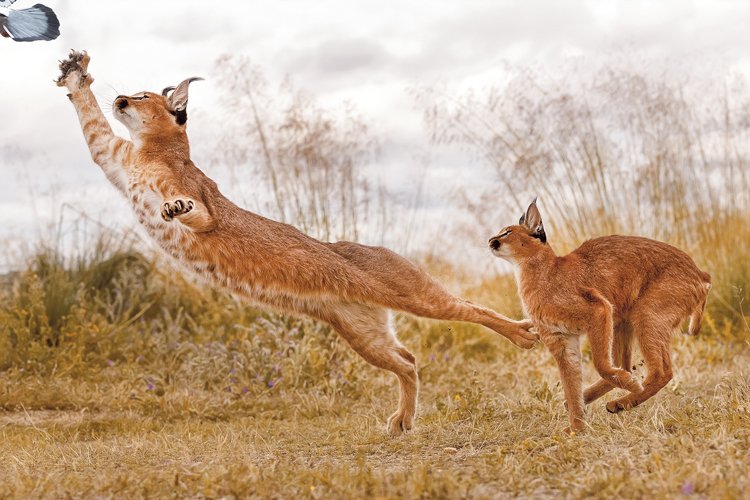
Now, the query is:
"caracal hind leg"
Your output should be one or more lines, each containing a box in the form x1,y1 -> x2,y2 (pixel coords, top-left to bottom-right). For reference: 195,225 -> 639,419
325,303 -> 418,436
584,323 -> 633,404
606,305 -> 676,413
541,329 -> 585,434
584,291 -> 643,395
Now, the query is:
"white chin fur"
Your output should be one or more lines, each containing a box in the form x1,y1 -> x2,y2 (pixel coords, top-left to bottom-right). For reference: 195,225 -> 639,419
491,248 -> 505,258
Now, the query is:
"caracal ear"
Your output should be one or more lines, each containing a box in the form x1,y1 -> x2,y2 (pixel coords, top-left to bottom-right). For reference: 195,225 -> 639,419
522,197 -> 546,243
167,76 -> 204,113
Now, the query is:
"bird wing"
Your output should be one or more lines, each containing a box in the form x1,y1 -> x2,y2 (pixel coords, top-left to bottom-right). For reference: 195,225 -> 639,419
5,4 -> 60,41
0,0 -> 19,8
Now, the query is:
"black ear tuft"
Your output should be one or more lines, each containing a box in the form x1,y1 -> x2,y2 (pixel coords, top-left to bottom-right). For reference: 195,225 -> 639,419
532,225 -> 547,244
519,213 -> 526,225
170,108 -> 188,125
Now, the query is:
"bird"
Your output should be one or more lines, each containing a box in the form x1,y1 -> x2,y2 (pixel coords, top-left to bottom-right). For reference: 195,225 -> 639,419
0,1 -> 60,42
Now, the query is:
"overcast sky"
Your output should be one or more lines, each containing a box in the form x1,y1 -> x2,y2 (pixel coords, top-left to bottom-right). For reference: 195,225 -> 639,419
2,0 -> 750,269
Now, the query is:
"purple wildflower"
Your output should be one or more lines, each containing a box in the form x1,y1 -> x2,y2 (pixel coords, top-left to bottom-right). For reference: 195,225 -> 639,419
681,482 -> 695,495
268,377 -> 283,388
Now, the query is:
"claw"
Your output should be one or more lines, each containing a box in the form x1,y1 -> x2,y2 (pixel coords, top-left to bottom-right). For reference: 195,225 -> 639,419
56,50 -> 93,88
80,50 -> 91,71
606,400 -> 626,413
517,319 -> 534,330
161,199 -> 194,221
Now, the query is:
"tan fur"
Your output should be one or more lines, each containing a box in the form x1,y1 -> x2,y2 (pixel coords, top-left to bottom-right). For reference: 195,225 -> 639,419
56,50 -> 537,435
489,199 -> 711,433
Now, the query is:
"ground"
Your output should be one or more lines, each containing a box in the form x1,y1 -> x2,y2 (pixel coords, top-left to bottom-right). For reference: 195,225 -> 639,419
1,324 -> 748,499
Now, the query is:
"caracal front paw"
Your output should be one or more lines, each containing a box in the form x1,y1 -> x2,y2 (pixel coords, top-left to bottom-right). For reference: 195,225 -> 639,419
56,50 -> 92,91
161,199 -> 194,221
387,409 -> 415,436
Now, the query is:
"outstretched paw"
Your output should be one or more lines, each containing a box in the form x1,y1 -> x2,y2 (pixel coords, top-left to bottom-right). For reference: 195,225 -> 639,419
56,50 -> 92,90
511,324 -> 539,350
161,199 -> 194,221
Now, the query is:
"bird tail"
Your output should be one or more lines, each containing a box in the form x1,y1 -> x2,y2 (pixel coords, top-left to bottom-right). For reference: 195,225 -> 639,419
5,4 -> 60,42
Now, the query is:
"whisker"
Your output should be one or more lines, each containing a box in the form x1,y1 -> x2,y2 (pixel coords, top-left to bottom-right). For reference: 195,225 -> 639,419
104,82 -> 120,97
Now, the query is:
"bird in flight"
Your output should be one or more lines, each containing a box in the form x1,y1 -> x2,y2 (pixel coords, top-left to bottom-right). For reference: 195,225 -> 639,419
0,1 -> 60,42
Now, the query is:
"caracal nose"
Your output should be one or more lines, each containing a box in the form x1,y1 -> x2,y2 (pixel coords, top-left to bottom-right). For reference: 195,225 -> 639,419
115,96 -> 128,110
489,238 -> 501,250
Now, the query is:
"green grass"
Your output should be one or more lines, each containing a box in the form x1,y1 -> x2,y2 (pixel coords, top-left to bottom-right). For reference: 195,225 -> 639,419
1,245 -> 749,498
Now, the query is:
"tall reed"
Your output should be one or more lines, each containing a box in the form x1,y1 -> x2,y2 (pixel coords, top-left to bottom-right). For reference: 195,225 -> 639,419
211,55 -> 388,243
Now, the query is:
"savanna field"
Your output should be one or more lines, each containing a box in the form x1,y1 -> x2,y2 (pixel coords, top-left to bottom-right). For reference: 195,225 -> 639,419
4,47 -> 750,499
0,232 -> 748,498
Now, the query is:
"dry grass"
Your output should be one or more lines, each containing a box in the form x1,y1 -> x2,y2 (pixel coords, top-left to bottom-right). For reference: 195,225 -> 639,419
3,59 -> 749,499
1,245 -> 749,498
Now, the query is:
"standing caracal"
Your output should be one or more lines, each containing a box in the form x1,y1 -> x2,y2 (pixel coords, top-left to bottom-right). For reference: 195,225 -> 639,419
55,50 -> 536,435
489,199 -> 711,433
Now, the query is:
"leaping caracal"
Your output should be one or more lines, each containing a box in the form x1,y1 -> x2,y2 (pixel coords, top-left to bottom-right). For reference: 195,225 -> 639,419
56,50 -> 536,435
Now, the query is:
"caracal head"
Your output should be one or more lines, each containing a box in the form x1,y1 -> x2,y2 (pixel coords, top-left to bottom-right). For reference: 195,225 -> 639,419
113,77 -> 203,138
488,198 -> 548,262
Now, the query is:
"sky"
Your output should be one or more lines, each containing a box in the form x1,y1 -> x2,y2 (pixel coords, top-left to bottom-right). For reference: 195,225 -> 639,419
2,0 -> 750,271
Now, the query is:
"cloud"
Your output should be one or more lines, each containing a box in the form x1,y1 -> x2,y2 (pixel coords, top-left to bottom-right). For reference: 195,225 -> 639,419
285,37 -> 390,75
2,0 -> 750,262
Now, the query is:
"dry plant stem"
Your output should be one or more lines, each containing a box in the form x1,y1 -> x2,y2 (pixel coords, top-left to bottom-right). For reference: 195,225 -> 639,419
212,54 -> 384,242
